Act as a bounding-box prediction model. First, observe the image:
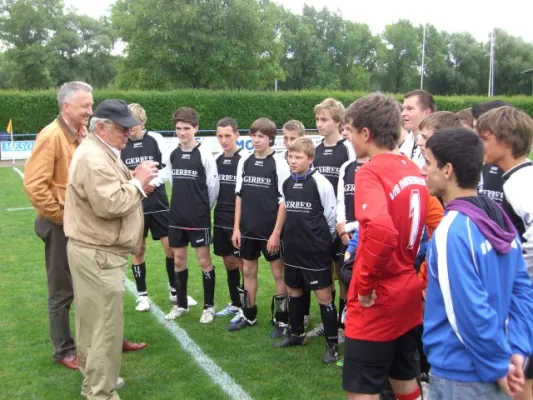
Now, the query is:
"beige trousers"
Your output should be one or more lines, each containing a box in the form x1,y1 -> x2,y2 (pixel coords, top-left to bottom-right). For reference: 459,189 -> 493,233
67,241 -> 126,400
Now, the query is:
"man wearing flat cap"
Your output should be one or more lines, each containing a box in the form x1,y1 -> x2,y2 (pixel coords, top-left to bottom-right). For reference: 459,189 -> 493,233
64,99 -> 158,399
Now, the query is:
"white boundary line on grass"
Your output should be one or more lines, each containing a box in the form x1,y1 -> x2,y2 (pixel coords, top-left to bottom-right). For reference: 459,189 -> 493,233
12,166 -> 253,400
7,207 -> 34,211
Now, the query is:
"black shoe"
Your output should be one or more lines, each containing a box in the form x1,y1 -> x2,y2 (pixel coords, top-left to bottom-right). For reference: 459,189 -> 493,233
269,322 -> 288,339
274,333 -> 308,348
323,342 -> 339,364
227,313 -> 256,332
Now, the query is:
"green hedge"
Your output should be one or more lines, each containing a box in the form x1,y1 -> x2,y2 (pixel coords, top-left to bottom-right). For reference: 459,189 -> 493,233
1,90 -> 532,135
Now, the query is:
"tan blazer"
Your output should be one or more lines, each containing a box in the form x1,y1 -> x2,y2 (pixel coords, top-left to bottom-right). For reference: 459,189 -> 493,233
64,133 -> 144,256
24,117 -> 82,225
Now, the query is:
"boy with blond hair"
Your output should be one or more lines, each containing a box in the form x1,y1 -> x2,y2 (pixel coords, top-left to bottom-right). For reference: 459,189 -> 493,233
274,137 -> 339,363
308,98 -> 354,339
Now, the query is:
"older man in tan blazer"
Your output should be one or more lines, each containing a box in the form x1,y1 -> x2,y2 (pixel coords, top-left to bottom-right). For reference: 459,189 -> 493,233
64,99 -> 158,400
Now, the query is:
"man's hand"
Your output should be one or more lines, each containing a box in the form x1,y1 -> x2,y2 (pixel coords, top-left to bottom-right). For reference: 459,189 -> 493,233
232,229 -> 241,250
358,290 -> 377,308
498,357 -> 525,397
336,221 -> 345,237
134,161 -> 159,186
143,184 -> 155,195
340,232 -> 349,245
267,231 -> 281,254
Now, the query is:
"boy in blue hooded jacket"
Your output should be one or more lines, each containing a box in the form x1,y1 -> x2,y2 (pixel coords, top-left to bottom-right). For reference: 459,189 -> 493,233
422,127 -> 533,400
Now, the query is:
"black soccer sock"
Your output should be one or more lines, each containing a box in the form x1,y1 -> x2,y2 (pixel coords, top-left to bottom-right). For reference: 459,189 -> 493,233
174,269 -> 188,308
166,257 -> 176,294
303,290 -> 311,316
320,302 -> 338,345
132,262 -> 147,295
202,268 -> 216,309
338,298 -> 346,329
227,268 -> 242,308
274,294 -> 289,324
288,295 -> 306,335
243,305 -> 257,321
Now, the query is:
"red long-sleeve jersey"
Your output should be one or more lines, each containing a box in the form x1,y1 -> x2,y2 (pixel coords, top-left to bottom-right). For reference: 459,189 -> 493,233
346,153 -> 428,342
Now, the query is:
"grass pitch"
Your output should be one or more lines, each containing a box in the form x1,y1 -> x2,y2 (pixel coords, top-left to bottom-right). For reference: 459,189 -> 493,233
0,167 -> 345,400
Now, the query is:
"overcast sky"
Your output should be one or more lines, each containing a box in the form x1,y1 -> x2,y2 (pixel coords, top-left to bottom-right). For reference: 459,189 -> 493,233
65,0 -> 533,45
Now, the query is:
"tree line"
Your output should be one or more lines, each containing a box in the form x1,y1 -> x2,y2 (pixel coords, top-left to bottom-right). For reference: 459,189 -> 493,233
1,0 -> 532,95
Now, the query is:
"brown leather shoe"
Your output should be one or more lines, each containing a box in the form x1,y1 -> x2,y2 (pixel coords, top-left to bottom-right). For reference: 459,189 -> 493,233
55,354 -> 79,369
122,339 -> 147,352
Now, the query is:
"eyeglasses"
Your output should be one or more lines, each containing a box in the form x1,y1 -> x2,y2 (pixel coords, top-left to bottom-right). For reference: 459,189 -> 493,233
105,122 -> 131,135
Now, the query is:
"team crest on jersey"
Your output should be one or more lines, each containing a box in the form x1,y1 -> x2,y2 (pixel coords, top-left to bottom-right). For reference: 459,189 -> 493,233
254,160 -> 264,166
324,149 -> 333,155
292,182 -> 303,189
181,153 -> 191,159
223,159 -> 232,165
133,142 -> 143,148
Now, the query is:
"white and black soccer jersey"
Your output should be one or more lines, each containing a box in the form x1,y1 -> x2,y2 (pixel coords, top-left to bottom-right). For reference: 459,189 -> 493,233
121,131 -> 171,212
478,163 -> 505,204
215,149 -> 250,229
336,160 -> 365,233
314,138 -> 355,196
168,143 -> 219,229
282,169 -> 336,270
502,160 -> 533,277
235,151 -> 290,240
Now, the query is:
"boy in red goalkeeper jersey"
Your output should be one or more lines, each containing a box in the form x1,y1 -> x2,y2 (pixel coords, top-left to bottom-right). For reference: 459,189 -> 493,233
342,93 -> 429,400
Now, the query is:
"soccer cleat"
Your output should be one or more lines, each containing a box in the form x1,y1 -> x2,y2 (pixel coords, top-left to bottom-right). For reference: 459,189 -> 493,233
227,310 -> 256,331
322,342 -> 339,364
306,323 -> 324,337
273,333 -> 308,348
303,313 -> 312,329
135,296 -> 150,312
338,328 -> 345,344
230,311 -> 243,324
169,293 -> 198,307
200,307 -> 215,324
269,322 -> 288,339
215,304 -> 240,317
164,306 -> 189,320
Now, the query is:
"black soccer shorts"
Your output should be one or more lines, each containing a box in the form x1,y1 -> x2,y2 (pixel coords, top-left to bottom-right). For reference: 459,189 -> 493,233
284,263 -> 333,291
342,326 -> 420,395
240,237 -> 283,262
213,226 -> 240,257
143,210 -> 169,241
168,226 -> 211,248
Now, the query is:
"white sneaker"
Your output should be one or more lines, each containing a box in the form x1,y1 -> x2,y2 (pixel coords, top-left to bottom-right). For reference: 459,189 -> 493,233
135,296 -> 150,312
169,293 -> 197,307
116,377 -> 125,389
164,305 -> 189,320
215,304 -> 240,317
200,307 -> 215,324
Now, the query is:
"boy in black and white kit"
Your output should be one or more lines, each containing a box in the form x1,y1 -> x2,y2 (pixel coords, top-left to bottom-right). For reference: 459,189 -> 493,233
213,117 -> 249,317
274,137 -> 339,364
121,103 -> 197,312
164,108 -> 219,324
308,98 -> 355,338
230,118 -> 290,337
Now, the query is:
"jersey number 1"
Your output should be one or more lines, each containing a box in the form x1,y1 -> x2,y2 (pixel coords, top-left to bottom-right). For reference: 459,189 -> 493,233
407,190 -> 421,250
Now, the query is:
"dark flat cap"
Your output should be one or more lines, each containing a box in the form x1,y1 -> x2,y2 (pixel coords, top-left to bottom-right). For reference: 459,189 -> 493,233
94,99 -> 140,128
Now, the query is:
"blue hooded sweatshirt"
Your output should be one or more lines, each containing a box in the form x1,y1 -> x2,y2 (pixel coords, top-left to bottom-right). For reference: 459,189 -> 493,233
423,196 -> 533,383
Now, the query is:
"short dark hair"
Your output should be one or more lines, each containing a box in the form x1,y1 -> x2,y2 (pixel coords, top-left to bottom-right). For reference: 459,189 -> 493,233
404,90 -> 436,113
426,128 -> 484,190
345,92 -> 401,150
419,111 -> 462,132
172,107 -> 199,127
216,117 -> 238,132
471,100 -> 509,119
250,118 -> 277,144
